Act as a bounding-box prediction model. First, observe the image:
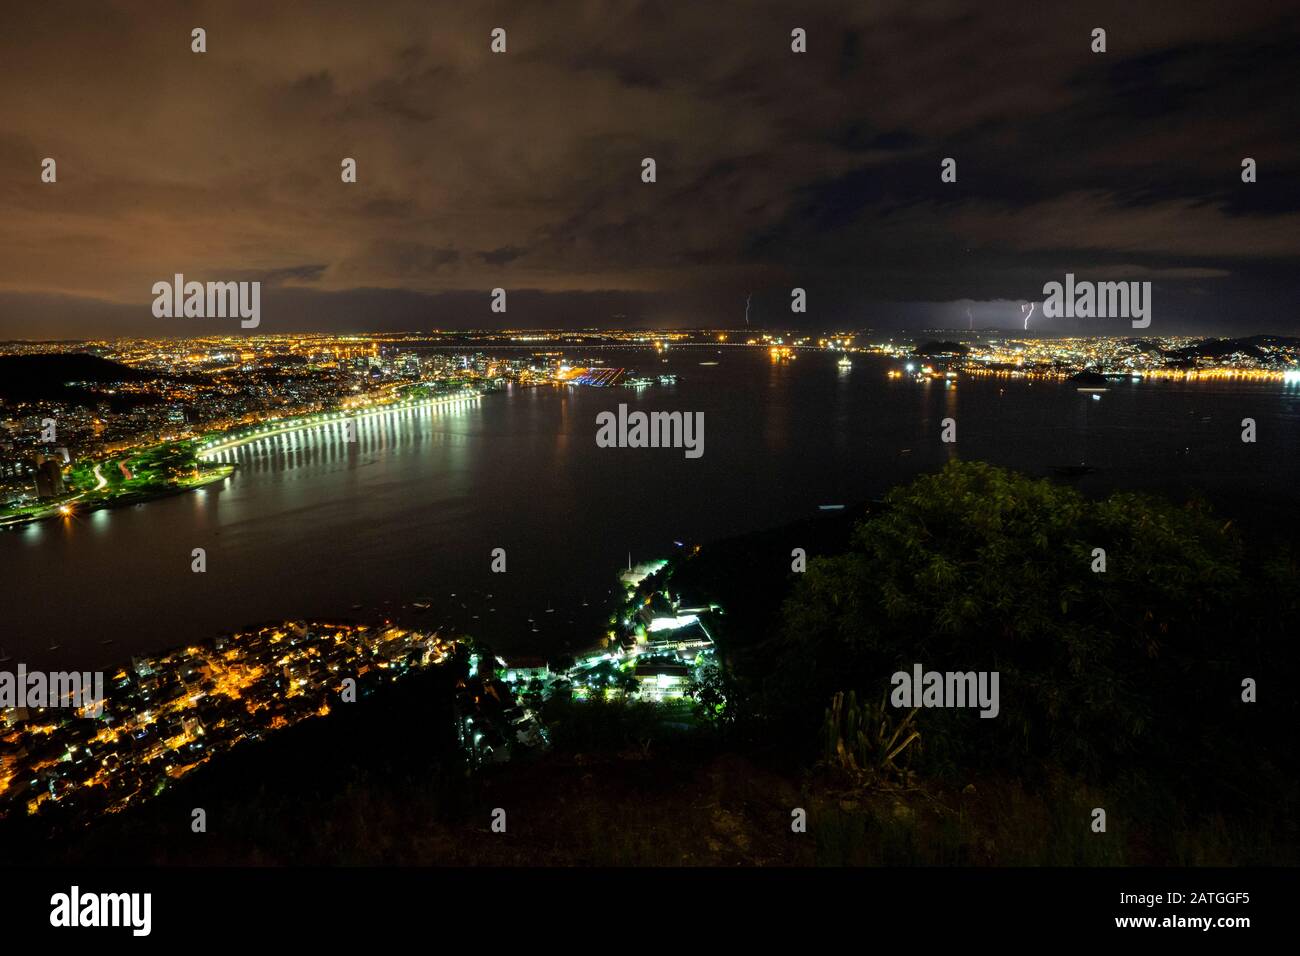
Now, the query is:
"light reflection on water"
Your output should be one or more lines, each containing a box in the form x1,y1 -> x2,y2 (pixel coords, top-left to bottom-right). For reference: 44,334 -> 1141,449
2,349 -> 1297,670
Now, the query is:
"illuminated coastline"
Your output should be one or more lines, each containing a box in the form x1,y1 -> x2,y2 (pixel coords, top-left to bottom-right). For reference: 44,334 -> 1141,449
196,388 -> 484,458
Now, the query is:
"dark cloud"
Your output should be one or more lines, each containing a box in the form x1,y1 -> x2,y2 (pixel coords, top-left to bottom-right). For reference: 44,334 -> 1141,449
480,246 -> 526,266
1,0 -> 1298,337
237,264 -> 329,285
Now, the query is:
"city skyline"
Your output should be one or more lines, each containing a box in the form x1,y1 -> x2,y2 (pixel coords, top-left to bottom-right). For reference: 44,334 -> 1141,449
2,2 -> 1297,920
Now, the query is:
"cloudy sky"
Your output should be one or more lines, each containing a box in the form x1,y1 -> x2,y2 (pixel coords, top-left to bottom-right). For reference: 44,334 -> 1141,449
1,0 -> 1298,338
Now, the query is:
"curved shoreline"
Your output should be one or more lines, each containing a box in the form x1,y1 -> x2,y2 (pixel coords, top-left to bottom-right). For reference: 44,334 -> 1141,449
0,466 -> 235,530
1,390 -> 483,530
196,389 -> 483,458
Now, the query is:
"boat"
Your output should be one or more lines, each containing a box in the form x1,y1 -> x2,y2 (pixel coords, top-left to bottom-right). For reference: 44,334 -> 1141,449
837,356 -> 852,369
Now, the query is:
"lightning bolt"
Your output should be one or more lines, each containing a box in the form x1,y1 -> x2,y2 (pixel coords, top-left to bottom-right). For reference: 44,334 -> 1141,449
745,293 -> 752,326
1022,302 -> 1036,330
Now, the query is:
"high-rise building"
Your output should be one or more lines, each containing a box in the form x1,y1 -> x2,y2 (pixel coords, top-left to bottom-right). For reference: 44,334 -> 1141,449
34,458 -> 64,498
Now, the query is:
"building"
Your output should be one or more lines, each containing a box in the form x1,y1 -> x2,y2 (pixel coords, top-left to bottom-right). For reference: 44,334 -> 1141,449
34,458 -> 64,498
0,455 -> 36,505
498,656 -> 550,683
643,619 -> 713,660
633,660 -> 691,702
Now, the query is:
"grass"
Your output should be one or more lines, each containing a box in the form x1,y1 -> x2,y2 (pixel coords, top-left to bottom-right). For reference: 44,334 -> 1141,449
1,441 -> 232,526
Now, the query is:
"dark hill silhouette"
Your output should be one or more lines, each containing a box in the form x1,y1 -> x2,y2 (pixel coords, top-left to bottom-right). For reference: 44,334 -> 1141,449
0,353 -> 153,404
1162,337 -> 1287,361
1068,369 -> 1108,386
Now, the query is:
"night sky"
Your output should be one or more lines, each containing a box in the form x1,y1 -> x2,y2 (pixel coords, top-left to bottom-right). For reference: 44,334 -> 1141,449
2,0 -> 1298,338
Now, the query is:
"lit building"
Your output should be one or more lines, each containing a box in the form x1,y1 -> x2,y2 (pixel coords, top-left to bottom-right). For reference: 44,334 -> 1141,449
633,661 -> 691,702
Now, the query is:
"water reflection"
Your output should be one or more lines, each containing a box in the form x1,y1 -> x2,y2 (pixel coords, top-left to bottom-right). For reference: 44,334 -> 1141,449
3,353 -> 1297,671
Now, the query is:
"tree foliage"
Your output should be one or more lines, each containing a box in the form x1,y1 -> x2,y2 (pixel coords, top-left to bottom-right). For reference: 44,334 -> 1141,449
768,461 -> 1296,792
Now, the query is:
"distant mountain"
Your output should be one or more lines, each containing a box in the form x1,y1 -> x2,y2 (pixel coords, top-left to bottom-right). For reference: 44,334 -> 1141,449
1162,335 -> 1300,361
1124,339 -> 1166,354
0,353 -> 153,404
1168,340 -> 1264,360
